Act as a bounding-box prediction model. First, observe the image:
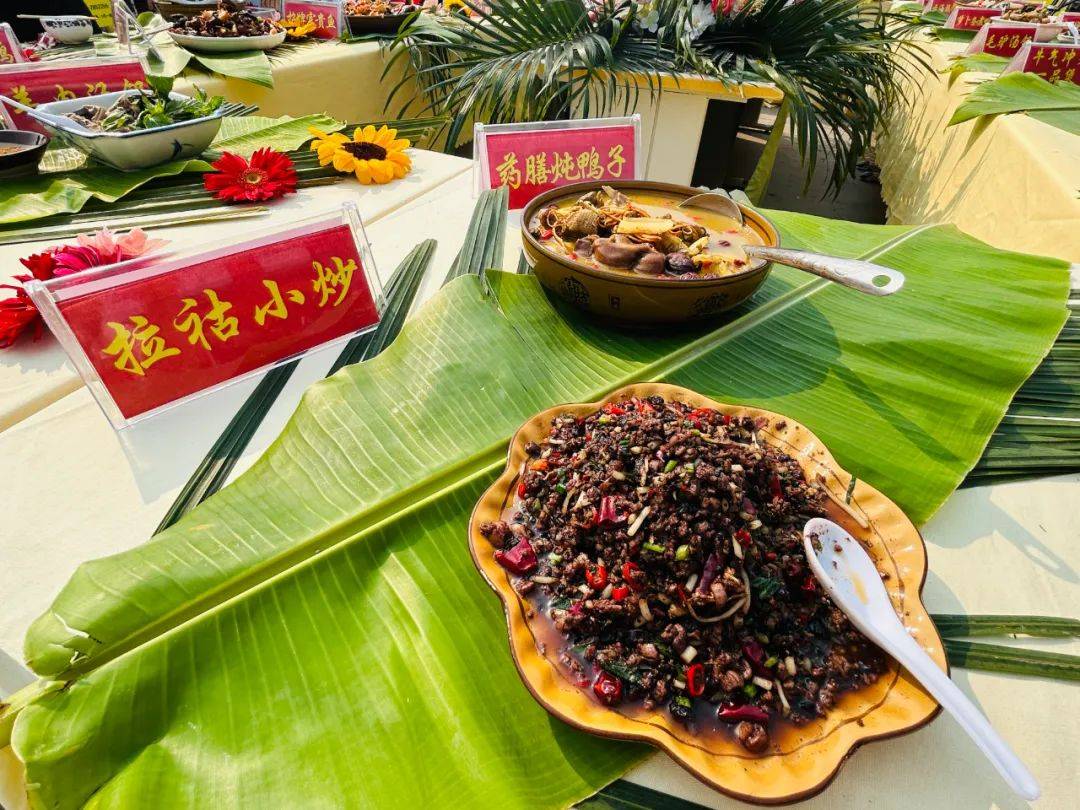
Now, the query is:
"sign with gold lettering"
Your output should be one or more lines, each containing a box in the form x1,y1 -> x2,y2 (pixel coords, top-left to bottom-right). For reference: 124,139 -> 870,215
969,22 -> 1037,56
922,0 -> 957,13
1003,41 -> 1080,85
26,206 -> 381,428
0,57 -> 146,134
945,6 -> 1002,30
473,116 -> 641,210
0,23 -> 24,65
283,0 -> 343,39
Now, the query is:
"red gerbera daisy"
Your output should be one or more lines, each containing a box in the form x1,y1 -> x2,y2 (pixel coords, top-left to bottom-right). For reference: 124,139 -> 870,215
203,148 -> 298,203
0,287 -> 41,348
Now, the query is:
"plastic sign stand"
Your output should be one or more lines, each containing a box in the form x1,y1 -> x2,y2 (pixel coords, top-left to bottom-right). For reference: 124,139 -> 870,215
965,18 -> 1067,57
1003,40 -> 1080,85
473,115 -> 643,210
946,6 -> 1003,30
26,205 -> 383,430
0,23 -> 24,65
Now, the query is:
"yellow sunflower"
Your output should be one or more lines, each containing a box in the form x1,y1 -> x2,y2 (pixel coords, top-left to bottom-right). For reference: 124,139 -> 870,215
310,125 -> 411,185
309,127 -> 349,166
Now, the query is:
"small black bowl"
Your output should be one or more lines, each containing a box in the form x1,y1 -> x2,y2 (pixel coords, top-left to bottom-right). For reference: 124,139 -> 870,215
0,130 -> 49,179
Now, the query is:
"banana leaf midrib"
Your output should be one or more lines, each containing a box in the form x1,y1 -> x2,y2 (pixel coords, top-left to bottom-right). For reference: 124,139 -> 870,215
30,223 -> 939,684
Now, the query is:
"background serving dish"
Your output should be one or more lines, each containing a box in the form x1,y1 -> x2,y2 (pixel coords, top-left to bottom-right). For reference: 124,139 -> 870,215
170,30 -> 287,52
469,382 -> 945,805
40,16 -> 94,44
521,180 -> 779,324
0,130 -> 49,179
34,91 -> 225,171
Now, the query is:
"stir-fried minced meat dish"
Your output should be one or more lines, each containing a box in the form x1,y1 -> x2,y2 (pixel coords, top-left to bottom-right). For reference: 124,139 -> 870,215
480,396 -> 886,753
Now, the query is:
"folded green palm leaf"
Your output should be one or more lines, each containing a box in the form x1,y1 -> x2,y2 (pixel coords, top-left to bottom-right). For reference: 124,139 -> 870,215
948,72 -> 1080,136
6,214 -> 1068,809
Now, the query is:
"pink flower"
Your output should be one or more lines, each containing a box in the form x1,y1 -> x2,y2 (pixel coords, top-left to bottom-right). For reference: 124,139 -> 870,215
53,228 -> 167,276
115,228 -> 168,259
52,244 -> 110,277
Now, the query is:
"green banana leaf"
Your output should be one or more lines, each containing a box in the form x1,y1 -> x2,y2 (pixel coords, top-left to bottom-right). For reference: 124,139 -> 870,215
0,116 -> 336,226
0,158 -> 213,226
948,72 -> 1080,135
138,11 -> 273,87
211,114 -> 346,155
944,52 -> 1009,87
188,50 -> 275,89
6,214 -> 1070,809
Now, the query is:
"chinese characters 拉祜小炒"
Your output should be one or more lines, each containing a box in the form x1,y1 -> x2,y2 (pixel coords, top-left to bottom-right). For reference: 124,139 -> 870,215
102,256 -> 358,377
496,145 -> 627,190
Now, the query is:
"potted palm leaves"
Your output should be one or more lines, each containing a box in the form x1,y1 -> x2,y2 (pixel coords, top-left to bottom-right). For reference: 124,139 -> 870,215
389,0 -> 928,192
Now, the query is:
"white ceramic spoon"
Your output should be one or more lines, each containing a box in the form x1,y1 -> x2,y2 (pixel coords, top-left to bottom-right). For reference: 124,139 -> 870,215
802,517 -> 1040,802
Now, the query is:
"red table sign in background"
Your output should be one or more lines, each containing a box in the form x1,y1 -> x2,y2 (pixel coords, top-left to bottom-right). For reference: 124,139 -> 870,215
53,222 -> 378,421
482,125 -> 637,209
981,25 -> 1037,57
283,1 -> 343,39
923,0 -> 957,13
1016,42 -> 1080,85
0,23 -> 23,65
0,58 -> 147,133
947,6 -> 1003,30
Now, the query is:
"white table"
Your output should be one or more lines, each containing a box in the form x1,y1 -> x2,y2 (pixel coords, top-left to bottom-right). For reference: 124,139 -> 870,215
1,153 -> 1077,808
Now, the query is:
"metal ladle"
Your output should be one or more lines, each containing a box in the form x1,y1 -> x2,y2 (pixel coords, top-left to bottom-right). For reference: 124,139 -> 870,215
678,192 -> 905,296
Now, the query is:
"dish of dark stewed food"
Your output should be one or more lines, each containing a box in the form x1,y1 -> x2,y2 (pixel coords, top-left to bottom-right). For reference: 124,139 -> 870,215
527,186 -> 764,279
479,396 -> 887,753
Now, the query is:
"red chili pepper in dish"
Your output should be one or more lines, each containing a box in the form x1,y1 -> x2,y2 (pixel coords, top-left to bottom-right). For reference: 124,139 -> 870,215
621,561 -> 642,591
603,403 -> 626,416
593,671 -> 622,706
742,639 -> 769,676
685,663 -> 705,697
676,584 -> 688,605
718,704 -> 769,724
611,585 -> 630,601
585,563 -> 608,591
539,228 -> 553,239
529,459 -> 549,472
493,537 -> 538,575
722,413 -> 732,426
768,473 -> 783,501
596,496 -> 619,526
801,575 -> 818,595
735,528 -> 752,545
516,480 -> 528,499
686,407 -> 713,428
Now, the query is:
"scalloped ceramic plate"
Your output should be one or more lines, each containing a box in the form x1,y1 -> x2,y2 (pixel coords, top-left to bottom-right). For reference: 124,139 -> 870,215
468,382 -> 944,805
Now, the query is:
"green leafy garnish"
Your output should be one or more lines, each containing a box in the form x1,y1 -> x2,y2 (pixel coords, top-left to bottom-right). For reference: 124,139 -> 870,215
70,76 -> 225,133
753,575 -> 783,599
599,660 -> 644,685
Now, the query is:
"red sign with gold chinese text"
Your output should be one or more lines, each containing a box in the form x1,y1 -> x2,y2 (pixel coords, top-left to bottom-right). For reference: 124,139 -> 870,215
0,23 -> 23,65
923,0 -> 957,13
981,25 -> 1037,56
0,58 -> 146,134
50,221 -> 378,421
482,124 -> 637,210
283,1 -> 342,39
947,6 -> 1003,30
1017,42 -> 1080,85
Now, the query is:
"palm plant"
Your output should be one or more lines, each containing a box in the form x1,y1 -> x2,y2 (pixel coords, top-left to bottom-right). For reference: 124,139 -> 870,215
388,0 -> 929,192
